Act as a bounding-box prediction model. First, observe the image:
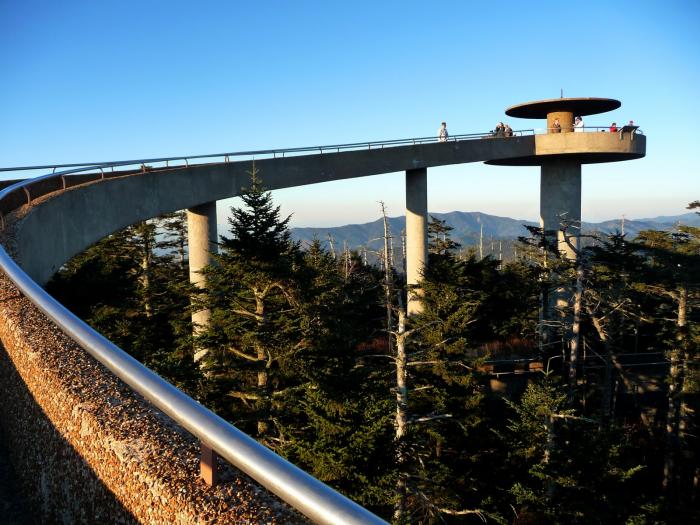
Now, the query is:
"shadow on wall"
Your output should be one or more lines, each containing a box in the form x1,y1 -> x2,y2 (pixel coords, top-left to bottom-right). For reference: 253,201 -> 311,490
0,417 -> 37,525
0,341 -> 138,524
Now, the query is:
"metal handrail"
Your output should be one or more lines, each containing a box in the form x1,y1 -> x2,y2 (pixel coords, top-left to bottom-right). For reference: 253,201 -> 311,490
1,125 -> 643,175
0,130 -> 535,523
0,129 -> 535,174
537,126 -> 644,134
0,251 -> 386,524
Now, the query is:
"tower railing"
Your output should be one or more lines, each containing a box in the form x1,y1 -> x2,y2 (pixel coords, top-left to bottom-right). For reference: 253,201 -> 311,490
537,126 -> 644,134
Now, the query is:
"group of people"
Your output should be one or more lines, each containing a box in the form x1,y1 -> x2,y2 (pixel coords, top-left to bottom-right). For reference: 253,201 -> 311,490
609,120 -> 636,133
550,117 -> 637,134
492,122 -> 514,137
438,121 -> 514,142
437,117 -> 638,141
550,117 -> 586,132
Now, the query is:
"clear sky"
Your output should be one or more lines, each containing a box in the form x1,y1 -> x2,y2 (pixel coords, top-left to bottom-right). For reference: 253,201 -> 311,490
1,0 -> 698,227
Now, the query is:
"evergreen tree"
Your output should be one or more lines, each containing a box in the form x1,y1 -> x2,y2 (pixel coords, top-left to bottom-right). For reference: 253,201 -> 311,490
635,226 -> 700,506
281,241 -> 394,510
159,210 -> 189,273
197,168 -> 309,440
582,233 -> 650,424
391,217 -> 490,521
502,377 -> 645,525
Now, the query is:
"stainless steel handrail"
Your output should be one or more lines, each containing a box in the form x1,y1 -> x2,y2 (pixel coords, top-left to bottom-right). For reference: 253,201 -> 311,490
0,129 -> 535,173
0,130 -> 532,524
537,126 -> 644,134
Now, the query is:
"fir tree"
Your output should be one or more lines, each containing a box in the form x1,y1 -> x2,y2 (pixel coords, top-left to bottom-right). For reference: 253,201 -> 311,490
281,241 -> 394,510
391,217 -> 490,521
499,372 -> 653,525
197,167 -> 308,440
634,227 -> 700,505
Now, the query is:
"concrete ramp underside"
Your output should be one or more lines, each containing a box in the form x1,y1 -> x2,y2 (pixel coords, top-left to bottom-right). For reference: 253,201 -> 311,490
12,136 -> 535,284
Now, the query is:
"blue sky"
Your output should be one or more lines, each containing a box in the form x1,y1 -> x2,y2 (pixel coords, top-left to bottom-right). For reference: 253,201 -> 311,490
1,0 -> 698,226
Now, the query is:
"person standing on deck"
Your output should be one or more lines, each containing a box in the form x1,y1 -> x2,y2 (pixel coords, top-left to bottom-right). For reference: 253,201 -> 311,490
438,122 -> 449,142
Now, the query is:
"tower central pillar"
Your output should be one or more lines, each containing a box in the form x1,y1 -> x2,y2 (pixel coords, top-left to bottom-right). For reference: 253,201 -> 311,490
547,111 -> 574,133
540,160 -> 581,260
539,160 -> 581,349
405,168 -> 428,315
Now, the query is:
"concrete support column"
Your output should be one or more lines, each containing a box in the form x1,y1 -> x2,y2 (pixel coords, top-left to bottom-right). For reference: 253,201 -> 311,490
539,160 -> 581,349
539,160 -> 582,260
187,201 -> 218,362
406,168 -> 428,316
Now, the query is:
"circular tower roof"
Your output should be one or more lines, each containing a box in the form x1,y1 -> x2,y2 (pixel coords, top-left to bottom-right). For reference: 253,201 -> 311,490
505,97 -> 621,119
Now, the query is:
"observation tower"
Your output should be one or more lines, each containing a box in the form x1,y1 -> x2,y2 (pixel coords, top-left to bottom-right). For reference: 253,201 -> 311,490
487,97 -> 646,260
488,97 -> 646,343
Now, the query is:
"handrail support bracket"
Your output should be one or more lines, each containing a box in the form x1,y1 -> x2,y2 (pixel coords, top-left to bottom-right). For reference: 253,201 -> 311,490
200,442 -> 219,487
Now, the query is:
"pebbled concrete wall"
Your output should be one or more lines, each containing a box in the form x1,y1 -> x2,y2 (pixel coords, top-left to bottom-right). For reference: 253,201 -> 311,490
0,270 -> 306,524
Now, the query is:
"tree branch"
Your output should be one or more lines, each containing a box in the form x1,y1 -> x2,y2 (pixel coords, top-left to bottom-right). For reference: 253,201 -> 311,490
410,414 -> 453,424
407,360 -> 443,367
228,391 -> 260,401
551,413 -> 597,424
230,308 -> 263,322
228,345 -> 260,362
437,507 -> 486,521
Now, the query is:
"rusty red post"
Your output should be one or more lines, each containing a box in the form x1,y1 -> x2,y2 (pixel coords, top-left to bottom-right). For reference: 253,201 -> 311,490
200,442 -> 219,486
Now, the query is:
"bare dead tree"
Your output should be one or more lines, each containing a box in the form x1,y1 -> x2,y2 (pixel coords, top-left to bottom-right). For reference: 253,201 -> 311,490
479,217 -> 484,260
327,233 -> 336,259
343,240 -> 350,279
401,229 -> 407,274
379,201 -> 394,340
663,284 -> 688,493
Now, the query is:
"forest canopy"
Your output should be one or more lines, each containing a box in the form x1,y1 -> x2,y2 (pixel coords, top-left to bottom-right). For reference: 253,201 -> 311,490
47,177 -> 700,524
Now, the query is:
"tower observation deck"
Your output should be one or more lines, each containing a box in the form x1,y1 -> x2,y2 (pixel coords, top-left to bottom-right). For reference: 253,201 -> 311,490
488,97 -> 645,258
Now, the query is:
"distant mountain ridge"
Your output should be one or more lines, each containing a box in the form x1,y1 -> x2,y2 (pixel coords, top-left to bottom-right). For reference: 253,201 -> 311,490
287,211 -> 700,252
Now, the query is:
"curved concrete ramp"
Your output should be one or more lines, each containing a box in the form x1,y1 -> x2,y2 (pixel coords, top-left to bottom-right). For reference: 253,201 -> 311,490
0,133 -> 537,523
12,136 -> 536,284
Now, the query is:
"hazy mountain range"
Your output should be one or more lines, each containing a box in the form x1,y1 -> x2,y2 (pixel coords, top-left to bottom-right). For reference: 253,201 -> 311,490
287,211 -> 700,253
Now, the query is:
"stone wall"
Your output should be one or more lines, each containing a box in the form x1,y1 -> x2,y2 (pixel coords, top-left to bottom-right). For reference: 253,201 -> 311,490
0,271 -> 306,524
